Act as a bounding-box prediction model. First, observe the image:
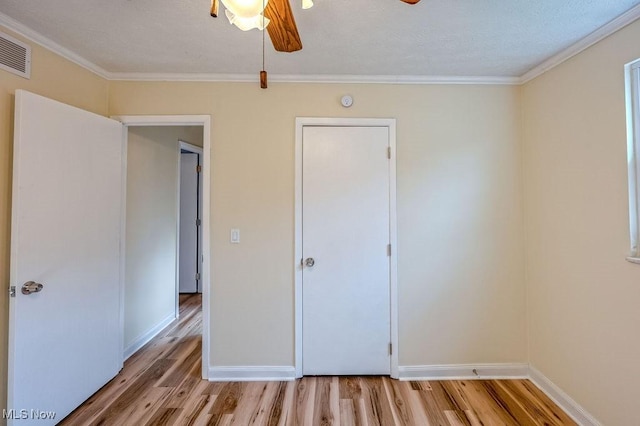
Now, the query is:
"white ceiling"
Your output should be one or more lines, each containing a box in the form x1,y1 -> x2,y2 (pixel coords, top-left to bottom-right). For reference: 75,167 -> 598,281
1,0 -> 640,80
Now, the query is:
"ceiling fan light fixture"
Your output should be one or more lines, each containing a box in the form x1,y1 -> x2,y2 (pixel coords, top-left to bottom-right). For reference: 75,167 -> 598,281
302,0 -> 313,9
221,0 -> 268,19
224,9 -> 270,31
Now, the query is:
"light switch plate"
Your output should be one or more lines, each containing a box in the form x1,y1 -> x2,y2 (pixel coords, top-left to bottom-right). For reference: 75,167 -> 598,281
230,228 -> 240,244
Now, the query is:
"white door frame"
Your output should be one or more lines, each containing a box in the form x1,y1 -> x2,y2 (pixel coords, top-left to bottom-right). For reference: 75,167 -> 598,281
113,115 -> 212,380
178,140 -> 204,301
294,117 -> 398,378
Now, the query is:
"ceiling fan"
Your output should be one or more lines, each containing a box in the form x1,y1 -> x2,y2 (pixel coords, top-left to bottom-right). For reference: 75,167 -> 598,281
210,0 -> 420,53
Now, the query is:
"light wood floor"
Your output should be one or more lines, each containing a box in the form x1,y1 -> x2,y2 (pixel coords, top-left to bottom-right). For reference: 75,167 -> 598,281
61,294 -> 576,425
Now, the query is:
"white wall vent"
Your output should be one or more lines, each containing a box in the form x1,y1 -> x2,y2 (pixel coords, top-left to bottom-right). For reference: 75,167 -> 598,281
0,31 -> 31,79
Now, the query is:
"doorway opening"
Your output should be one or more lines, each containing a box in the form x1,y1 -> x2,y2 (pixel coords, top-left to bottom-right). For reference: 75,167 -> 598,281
179,141 -> 203,295
116,115 -> 211,380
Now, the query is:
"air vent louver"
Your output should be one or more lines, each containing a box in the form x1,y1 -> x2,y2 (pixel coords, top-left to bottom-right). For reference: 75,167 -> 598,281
0,31 -> 31,79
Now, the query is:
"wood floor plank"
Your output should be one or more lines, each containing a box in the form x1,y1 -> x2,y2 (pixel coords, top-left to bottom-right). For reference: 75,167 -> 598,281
481,380 -> 540,425
361,377 -> 395,426
339,400 -> 355,426
383,377 -> 416,425
144,407 -> 182,426
61,294 -> 577,426
293,376 -> 316,426
425,381 -> 471,426
456,380 -> 520,425
163,361 -> 205,409
232,382 -> 275,425
115,387 -> 174,426
172,393 -> 216,425
313,377 -> 337,425
158,341 -> 202,387
440,381 -> 471,411
208,382 -> 242,425
265,381 -> 289,426
339,377 -> 362,400
497,379 -> 575,425
276,381 -> 296,426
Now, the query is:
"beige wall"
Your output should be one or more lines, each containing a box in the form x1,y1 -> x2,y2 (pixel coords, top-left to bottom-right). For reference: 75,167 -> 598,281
124,125 -> 203,351
522,20 -> 640,425
0,26 -> 108,418
109,82 -> 527,368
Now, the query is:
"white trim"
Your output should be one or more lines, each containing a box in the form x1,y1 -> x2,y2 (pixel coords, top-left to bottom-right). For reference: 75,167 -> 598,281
388,121 -> 399,379
294,117 -> 398,378
123,313 -> 176,360
202,121 -> 212,380
626,59 -> 640,257
208,366 -> 296,381
109,72 -> 520,85
113,115 -> 212,380
7,90 -> 26,424
113,115 -> 210,126
117,125 -> 128,370
520,4 -> 640,83
294,121 -> 303,378
0,12 -> 109,79
397,363 -> 530,381
179,141 -> 203,155
529,366 -> 602,426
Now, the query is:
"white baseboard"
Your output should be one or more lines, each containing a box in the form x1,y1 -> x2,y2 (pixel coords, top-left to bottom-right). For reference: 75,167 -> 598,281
123,313 -> 176,360
398,363 -> 530,380
208,366 -> 296,382
529,366 -> 602,426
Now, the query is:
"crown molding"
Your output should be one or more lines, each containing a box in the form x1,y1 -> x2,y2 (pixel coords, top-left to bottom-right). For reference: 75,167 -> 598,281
0,12 -> 110,79
108,72 -> 521,85
520,3 -> 640,84
268,74 -> 521,85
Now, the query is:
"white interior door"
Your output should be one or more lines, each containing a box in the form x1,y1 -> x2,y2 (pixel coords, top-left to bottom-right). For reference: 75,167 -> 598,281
8,90 -> 123,425
179,152 -> 199,293
302,126 -> 391,375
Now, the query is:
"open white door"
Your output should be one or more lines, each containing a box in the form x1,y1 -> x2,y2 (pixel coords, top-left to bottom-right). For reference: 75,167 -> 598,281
8,90 -> 124,425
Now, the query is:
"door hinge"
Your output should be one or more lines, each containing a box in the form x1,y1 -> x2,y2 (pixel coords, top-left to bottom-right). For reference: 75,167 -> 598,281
9,286 -> 16,297
195,273 -> 201,281
389,342 -> 392,356
387,244 -> 391,256
196,165 -> 202,173
387,147 -> 391,159
196,219 -> 201,226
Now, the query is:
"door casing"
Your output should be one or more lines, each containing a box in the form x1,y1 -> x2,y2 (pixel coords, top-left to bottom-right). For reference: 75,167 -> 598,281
113,115 -> 212,380
294,117 -> 398,378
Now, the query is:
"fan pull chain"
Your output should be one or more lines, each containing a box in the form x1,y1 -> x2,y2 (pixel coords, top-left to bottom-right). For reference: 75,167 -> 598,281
260,0 -> 267,89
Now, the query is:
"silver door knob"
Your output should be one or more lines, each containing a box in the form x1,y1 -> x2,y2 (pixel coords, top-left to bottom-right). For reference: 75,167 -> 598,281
305,258 -> 315,267
21,281 -> 43,295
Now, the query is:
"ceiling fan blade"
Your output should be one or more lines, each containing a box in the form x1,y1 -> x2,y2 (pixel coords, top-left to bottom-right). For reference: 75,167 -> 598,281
400,0 -> 420,3
263,0 -> 303,52
210,0 -> 219,17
